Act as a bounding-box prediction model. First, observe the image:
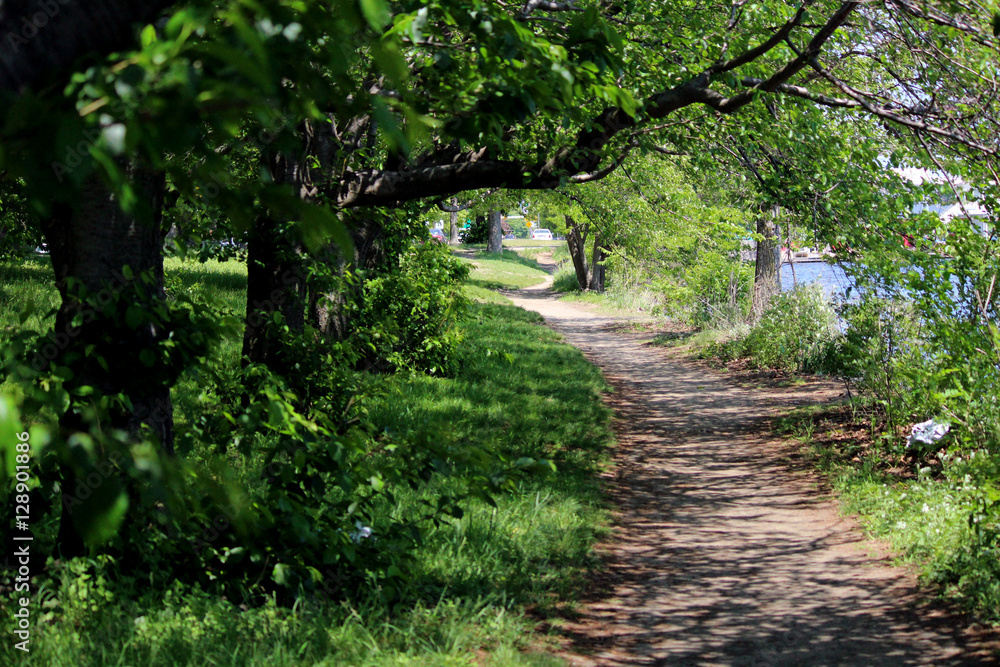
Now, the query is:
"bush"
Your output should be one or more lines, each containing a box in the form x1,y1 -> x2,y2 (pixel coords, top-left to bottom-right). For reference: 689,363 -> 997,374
552,264 -> 581,292
459,216 -> 487,244
656,252 -> 752,325
829,296 -> 925,433
711,285 -> 838,373
353,241 -> 470,375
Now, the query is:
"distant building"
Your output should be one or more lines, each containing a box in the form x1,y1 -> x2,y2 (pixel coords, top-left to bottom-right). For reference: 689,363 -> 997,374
895,167 -> 993,237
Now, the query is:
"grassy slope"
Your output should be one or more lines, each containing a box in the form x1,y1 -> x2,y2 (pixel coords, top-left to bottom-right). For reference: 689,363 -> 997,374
460,250 -> 551,305
0,253 -> 613,666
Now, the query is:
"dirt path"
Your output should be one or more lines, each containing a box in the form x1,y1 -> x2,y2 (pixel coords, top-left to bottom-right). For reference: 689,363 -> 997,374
504,267 -> 998,666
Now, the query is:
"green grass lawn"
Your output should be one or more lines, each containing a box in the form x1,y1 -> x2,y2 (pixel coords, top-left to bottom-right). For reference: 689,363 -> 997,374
502,240 -> 565,248
458,241 -> 566,251
461,250 -> 550,294
0,254 -> 614,666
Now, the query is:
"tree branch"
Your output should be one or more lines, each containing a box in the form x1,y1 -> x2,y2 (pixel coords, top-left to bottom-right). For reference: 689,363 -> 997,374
435,188 -> 498,212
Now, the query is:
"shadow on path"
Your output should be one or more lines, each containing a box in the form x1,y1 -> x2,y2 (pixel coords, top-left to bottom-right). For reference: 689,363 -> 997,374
506,279 -> 998,666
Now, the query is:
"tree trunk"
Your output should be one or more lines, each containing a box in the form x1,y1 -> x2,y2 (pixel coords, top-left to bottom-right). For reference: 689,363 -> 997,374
448,208 -> 460,244
40,165 -> 171,446
752,203 -> 782,317
39,164 -> 168,558
486,209 -> 503,252
589,233 -> 608,292
310,215 -> 386,342
564,215 -> 590,290
242,213 -> 308,367
242,151 -> 311,368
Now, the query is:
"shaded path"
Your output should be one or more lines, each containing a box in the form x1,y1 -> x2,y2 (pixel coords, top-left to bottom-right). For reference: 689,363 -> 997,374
504,277 -> 997,666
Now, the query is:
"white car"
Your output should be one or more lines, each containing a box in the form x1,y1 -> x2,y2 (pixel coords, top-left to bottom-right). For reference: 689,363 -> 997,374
531,228 -> 554,240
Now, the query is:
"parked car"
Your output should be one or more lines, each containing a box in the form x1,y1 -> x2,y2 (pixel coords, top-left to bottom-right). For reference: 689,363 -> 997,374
531,228 -> 553,240
429,228 -> 446,243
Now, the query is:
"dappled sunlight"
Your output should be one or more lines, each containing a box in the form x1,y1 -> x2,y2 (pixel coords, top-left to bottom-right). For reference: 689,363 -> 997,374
507,282 -> 993,665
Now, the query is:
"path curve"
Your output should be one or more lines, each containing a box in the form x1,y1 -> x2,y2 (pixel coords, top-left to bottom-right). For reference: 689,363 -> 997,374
504,276 -> 996,666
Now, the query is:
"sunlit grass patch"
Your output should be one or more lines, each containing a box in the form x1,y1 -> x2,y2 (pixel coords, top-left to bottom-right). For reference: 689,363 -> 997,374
1,281 -> 614,664
461,252 -> 550,291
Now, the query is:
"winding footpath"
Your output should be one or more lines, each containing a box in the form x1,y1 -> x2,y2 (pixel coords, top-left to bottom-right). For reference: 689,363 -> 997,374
504,270 -> 998,666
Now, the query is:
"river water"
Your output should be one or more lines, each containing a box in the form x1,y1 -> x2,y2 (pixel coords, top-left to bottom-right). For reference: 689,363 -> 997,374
780,261 -> 853,299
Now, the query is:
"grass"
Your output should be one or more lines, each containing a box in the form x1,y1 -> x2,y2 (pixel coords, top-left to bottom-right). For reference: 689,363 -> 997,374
502,240 -> 565,248
460,250 -> 550,292
555,288 -> 660,317
460,241 -> 565,250
551,266 -> 662,316
0,255 -> 615,665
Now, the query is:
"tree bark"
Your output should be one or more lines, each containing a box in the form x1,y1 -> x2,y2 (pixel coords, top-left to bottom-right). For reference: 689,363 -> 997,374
448,208 -> 460,244
242,213 -> 307,367
242,151 -> 310,368
39,163 -> 168,558
310,214 -> 386,342
752,203 -> 782,317
564,214 -> 590,290
486,209 -> 503,252
39,164 -> 171,447
589,233 -> 608,293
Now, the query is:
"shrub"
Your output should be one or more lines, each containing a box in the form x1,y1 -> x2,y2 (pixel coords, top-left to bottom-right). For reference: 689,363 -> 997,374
656,252 -> 752,325
459,216 -> 487,244
352,241 -> 470,375
552,264 -> 581,292
712,284 -> 838,373
830,296 -> 925,433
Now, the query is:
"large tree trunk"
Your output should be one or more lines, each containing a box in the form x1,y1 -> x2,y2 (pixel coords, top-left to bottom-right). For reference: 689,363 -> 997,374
242,213 -> 308,367
39,163 -> 168,557
752,203 -> 782,317
40,165 -> 171,446
588,233 -> 608,292
486,209 -> 503,252
565,215 -> 590,290
310,215 -> 386,342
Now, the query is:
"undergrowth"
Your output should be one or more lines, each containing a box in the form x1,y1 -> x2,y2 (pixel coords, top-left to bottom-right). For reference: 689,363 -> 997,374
0,256 -> 613,666
775,405 -> 1000,623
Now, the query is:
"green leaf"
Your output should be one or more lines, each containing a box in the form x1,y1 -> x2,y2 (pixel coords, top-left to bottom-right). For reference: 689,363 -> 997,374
0,397 -> 25,479
272,563 -> 292,586
298,203 -> 353,254
72,479 -> 129,547
359,0 -> 391,30
125,305 -> 143,329
139,349 -> 156,367
140,24 -> 158,48
17,301 -> 35,325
